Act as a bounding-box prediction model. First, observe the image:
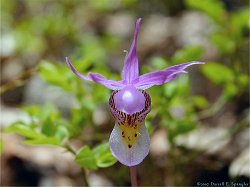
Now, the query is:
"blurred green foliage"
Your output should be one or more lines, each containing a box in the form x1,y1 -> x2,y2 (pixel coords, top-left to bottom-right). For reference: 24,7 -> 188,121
0,140 -> 3,154
75,143 -> 117,170
186,0 -> 249,103
2,0 -> 249,185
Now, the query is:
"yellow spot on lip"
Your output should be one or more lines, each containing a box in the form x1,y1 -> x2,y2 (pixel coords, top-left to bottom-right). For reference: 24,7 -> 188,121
118,122 -> 142,147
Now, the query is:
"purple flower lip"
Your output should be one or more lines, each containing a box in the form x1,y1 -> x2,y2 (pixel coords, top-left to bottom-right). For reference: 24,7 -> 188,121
66,18 -> 204,166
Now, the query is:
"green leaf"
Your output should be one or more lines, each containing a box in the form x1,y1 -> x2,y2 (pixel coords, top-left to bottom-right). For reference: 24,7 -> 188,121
75,146 -> 97,170
145,121 -> 154,136
79,35 -> 107,65
41,118 -> 57,136
150,57 -> 169,70
238,74 -> 249,88
211,33 -> 235,54
89,0 -> 118,11
23,137 -> 61,146
4,123 -> 43,139
186,0 -> 226,23
79,98 -> 96,111
70,108 -> 87,129
166,120 -> 196,143
40,104 -> 59,136
93,143 -> 117,168
164,76 -> 189,99
171,45 -> 204,64
21,105 -> 40,117
55,125 -> 69,141
14,26 -> 46,54
39,61 -> 71,90
230,8 -> 250,38
0,140 -> 3,154
40,103 -> 59,121
73,58 -> 93,72
202,62 -> 234,85
92,84 -> 110,103
164,82 -> 177,99
224,83 -> 238,100
192,96 -> 208,109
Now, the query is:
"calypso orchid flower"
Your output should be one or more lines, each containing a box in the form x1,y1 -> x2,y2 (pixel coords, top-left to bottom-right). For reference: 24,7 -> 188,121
66,18 -> 204,167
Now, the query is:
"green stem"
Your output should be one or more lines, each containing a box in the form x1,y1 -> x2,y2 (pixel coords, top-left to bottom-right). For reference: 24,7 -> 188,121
64,143 -> 76,154
64,143 -> 90,186
81,168 -> 90,187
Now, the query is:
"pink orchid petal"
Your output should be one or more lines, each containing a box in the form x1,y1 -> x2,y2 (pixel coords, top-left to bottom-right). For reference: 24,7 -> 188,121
88,73 -> 125,90
109,123 -> 150,166
134,61 -> 204,90
66,57 -> 91,81
66,57 -> 124,90
122,18 -> 141,84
